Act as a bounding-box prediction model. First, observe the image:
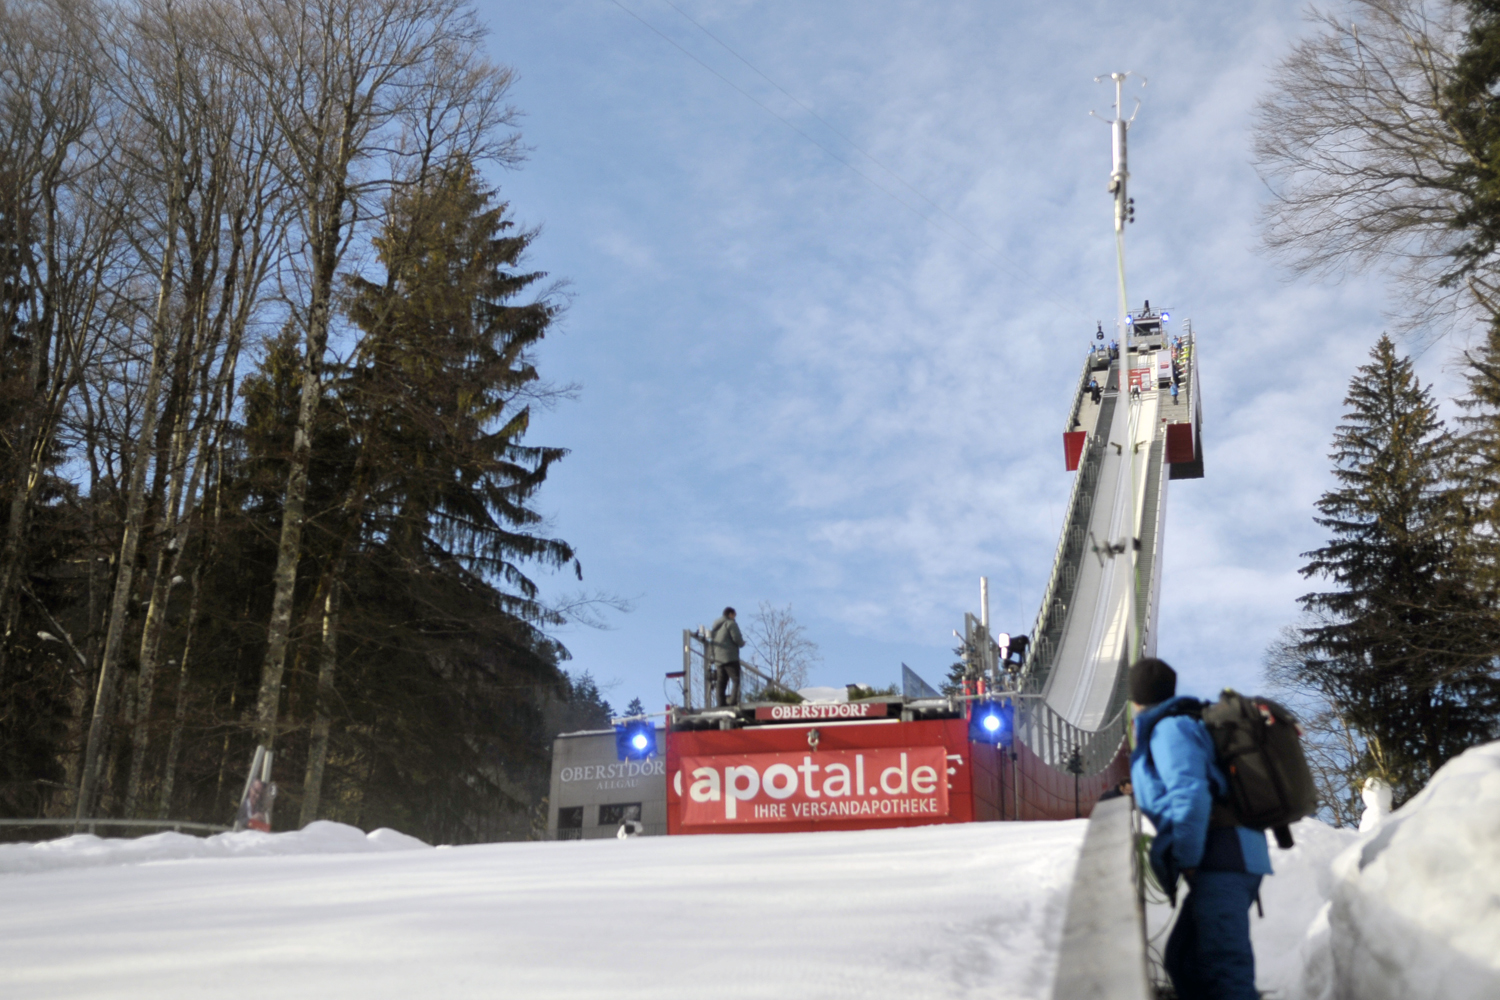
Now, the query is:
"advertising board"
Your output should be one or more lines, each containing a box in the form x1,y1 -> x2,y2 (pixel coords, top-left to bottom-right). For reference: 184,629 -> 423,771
666,717 -> 1002,834
751,702 -> 888,721
677,746 -> 949,825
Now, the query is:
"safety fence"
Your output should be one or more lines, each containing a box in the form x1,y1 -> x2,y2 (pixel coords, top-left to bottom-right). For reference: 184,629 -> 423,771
0,817 -> 230,837
678,627 -> 798,710
1018,696 -> 1129,774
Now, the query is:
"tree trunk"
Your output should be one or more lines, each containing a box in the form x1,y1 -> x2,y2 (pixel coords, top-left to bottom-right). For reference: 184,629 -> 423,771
254,216 -> 340,749
121,417 -> 179,817
74,213 -> 179,823
212,685 -> 238,818
300,580 -> 340,826
124,387 -> 217,815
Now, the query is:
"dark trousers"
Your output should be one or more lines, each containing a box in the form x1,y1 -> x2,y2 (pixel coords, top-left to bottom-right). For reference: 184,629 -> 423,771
1165,871 -> 1262,1000
715,661 -> 741,706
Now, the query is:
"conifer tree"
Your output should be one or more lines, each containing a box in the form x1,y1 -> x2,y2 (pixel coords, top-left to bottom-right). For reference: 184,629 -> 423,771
1456,322 -> 1500,552
341,158 -> 575,615
291,159 -> 578,840
1296,335 -> 1500,802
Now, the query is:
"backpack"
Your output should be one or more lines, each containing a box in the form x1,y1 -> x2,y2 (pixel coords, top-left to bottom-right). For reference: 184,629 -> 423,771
1159,690 -> 1319,849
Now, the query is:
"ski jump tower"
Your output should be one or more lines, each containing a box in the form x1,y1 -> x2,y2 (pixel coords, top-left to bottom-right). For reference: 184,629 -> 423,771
992,73 -> 1206,806
644,75 -> 1204,833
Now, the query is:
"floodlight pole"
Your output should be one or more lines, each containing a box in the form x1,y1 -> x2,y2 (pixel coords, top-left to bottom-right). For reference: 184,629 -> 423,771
980,575 -> 992,681
1095,70 -> 1142,665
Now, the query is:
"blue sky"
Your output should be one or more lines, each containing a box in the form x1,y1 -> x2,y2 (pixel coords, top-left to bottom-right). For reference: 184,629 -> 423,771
472,0 -> 1465,712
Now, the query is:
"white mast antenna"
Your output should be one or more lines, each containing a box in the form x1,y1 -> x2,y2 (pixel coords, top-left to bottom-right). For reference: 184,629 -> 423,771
1091,71 -> 1145,665
1090,72 -> 1142,321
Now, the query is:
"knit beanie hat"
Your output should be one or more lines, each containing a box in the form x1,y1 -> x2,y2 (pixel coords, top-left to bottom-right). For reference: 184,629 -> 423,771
1129,658 -> 1176,706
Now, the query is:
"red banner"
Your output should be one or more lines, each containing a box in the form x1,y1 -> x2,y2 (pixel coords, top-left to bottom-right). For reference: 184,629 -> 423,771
751,702 -> 888,721
678,746 -> 949,826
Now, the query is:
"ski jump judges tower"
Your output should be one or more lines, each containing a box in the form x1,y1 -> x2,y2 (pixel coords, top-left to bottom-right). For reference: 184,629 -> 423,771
549,74 -> 1204,838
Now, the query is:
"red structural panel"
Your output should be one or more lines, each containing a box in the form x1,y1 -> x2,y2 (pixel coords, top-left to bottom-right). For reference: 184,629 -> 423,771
1063,431 -> 1087,472
1166,422 -> 1195,465
993,737 -> 1132,821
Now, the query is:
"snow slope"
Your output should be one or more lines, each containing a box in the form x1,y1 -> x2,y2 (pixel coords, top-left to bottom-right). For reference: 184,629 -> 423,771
0,820 -> 1085,1000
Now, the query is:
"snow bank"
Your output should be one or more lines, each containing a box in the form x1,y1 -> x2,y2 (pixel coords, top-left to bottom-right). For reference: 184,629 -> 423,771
0,820 -> 428,875
1146,743 -> 1500,998
1253,818 -> 1359,998
797,685 -> 849,702
1299,741 -> 1500,1000
0,821 -> 1083,1000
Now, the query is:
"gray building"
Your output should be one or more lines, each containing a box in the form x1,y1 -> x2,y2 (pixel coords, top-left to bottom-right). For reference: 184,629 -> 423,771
547,729 -> 668,840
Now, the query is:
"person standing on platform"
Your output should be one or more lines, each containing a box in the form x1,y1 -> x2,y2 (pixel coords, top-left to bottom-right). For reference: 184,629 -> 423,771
710,607 -> 746,707
1129,658 -> 1271,1000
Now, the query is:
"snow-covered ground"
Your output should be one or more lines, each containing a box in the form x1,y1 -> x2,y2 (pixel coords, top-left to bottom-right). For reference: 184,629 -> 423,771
6,740 -> 1496,1000
0,819 -> 1085,1000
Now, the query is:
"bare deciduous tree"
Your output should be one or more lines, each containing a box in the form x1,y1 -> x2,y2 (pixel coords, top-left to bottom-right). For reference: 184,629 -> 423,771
113,0 -> 289,818
78,0 -> 296,820
0,0 -> 120,662
1253,0 -> 1486,329
745,601 -> 820,694
0,0 -> 137,820
1266,623 -> 1396,827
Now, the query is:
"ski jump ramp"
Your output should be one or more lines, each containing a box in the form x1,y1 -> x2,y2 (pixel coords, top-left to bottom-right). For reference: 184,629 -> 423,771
1022,312 -> 1202,739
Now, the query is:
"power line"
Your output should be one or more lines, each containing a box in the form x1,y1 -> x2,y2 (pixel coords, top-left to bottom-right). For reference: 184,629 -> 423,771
606,0 -> 1071,310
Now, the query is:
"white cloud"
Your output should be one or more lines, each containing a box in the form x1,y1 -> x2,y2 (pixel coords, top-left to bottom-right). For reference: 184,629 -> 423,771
485,0 -> 1484,705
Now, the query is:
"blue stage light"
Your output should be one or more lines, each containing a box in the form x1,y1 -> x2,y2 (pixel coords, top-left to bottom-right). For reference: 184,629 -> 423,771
1161,311 -> 1171,322
614,719 -> 657,761
969,699 -> 1014,746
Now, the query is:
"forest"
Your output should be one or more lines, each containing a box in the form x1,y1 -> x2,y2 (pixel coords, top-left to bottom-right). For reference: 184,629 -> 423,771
0,0 -> 609,844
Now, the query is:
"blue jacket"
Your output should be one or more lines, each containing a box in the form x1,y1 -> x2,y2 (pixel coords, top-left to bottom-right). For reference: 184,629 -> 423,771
1131,697 -> 1271,889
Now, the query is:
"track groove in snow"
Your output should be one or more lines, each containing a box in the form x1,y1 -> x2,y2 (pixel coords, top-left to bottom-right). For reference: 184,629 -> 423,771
0,820 -> 1086,1000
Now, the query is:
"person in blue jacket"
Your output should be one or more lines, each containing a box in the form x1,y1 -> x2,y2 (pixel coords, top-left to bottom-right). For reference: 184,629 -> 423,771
1129,658 -> 1271,1000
